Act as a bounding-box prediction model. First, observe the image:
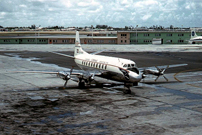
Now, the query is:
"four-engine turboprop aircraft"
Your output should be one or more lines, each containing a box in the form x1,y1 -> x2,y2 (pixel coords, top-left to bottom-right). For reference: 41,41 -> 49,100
14,31 -> 187,94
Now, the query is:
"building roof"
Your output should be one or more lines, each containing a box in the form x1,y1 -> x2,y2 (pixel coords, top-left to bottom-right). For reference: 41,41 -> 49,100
0,35 -> 117,39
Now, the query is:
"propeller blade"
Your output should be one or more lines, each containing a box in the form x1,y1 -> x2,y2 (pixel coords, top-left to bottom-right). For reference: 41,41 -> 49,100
163,75 -> 169,81
155,66 -> 161,72
64,80 -> 68,87
70,66 -> 74,75
162,65 -> 169,74
155,76 -> 160,82
62,67 -> 74,88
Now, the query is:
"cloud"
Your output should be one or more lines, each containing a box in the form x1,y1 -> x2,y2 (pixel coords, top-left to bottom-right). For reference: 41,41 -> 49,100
141,14 -> 152,21
0,0 -> 202,27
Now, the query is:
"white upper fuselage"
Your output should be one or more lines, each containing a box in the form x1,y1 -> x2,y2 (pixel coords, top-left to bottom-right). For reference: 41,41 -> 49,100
74,50 -> 142,83
189,36 -> 202,44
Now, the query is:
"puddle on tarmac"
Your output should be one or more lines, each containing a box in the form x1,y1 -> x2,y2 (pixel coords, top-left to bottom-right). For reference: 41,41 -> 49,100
5,53 -> 70,71
153,86 -> 202,100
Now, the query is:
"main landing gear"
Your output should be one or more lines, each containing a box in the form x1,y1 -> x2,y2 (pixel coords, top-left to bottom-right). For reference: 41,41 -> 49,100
78,79 -> 86,88
123,87 -> 131,94
123,82 -> 135,94
123,82 -> 138,94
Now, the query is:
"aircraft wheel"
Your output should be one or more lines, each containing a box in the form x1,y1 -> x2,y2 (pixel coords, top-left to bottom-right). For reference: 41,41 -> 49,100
78,81 -> 85,88
133,82 -> 138,86
123,89 -> 131,94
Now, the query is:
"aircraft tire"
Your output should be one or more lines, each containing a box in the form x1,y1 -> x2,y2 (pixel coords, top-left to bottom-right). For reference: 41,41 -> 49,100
123,89 -> 131,94
78,82 -> 85,88
133,82 -> 138,86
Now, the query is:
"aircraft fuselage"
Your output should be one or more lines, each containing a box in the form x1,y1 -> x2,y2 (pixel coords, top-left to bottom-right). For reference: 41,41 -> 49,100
74,53 -> 142,83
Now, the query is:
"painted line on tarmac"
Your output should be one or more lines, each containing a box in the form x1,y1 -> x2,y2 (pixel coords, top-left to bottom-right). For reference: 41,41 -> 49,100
174,68 -> 202,88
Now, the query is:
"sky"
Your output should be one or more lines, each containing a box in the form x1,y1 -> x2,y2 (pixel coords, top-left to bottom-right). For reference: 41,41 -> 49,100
0,0 -> 202,28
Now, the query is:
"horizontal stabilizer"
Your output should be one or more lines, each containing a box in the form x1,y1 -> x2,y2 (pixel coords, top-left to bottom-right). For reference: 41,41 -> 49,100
90,49 -> 106,55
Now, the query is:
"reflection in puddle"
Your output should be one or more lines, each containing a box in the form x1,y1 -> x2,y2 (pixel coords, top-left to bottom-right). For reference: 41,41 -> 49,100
6,53 -> 70,71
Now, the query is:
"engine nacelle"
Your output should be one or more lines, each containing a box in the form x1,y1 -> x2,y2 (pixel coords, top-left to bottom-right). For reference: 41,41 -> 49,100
57,72 -> 70,80
143,69 -> 160,76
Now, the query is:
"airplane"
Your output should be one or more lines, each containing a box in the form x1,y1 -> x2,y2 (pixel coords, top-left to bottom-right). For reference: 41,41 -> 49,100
189,29 -> 202,44
13,31 -> 187,94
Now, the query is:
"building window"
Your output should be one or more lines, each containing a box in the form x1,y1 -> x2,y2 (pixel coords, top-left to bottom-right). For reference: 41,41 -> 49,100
167,34 -> 172,36
4,39 -> 10,42
166,40 -> 172,43
130,40 -> 138,43
178,40 -> 184,43
27,39 -> 34,42
53,40 -> 57,43
108,40 -> 115,43
88,40 -> 92,43
155,34 -> 161,36
62,40 -> 69,43
144,34 -> 149,37
121,34 -> 127,36
178,34 -> 184,36
144,40 -> 152,43
39,39 -> 45,42
97,40 -> 104,43
132,33 -> 138,37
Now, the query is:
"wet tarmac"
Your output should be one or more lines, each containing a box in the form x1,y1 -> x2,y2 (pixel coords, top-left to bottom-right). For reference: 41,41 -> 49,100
1,44 -> 202,134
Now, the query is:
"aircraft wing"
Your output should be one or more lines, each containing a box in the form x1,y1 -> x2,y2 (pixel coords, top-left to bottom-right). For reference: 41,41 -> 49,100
139,64 -> 187,72
11,69 -> 103,84
11,70 -> 60,74
51,52 -> 74,58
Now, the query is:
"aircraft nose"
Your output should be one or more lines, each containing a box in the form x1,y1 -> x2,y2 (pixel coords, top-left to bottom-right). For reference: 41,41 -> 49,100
129,71 -> 142,82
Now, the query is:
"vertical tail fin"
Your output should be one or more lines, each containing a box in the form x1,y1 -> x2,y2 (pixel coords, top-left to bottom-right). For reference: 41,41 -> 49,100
75,31 -> 80,45
74,31 -> 87,57
191,29 -> 197,38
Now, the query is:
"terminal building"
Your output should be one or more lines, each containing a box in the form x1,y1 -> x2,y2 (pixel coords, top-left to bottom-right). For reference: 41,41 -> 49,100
117,31 -> 202,44
0,30 -> 202,45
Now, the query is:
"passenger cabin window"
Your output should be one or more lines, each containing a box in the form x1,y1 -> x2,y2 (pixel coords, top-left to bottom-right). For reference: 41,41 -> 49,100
82,60 -> 107,70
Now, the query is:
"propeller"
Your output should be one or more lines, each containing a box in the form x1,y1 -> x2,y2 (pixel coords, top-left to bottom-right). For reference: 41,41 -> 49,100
88,73 -> 95,85
154,65 -> 169,82
57,67 -> 73,88
65,67 -> 73,87
141,72 -> 146,82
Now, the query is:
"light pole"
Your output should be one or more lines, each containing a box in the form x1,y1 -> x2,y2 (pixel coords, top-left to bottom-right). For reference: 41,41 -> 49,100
136,25 -> 138,44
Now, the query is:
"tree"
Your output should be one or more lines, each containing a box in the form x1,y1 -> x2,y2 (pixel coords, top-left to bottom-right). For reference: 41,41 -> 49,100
31,24 -> 36,29
170,25 -> 174,29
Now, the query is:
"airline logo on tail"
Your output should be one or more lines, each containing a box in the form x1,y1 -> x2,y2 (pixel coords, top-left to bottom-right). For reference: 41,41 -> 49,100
191,29 -> 197,38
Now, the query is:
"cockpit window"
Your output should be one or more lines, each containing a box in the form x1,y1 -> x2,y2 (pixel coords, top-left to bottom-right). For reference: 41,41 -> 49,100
123,64 -> 127,67
123,63 -> 139,74
123,63 -> 137,68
